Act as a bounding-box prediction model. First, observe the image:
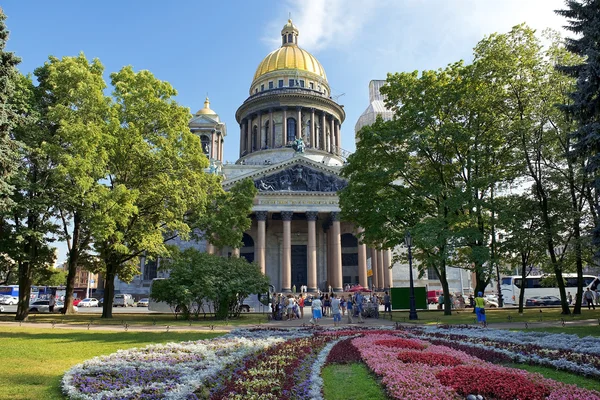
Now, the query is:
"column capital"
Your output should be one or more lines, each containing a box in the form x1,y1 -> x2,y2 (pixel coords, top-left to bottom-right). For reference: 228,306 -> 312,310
255,211 -> 268,221
281,211 -> 294,221
306,211 -> 318,221
330,211 -> 341,221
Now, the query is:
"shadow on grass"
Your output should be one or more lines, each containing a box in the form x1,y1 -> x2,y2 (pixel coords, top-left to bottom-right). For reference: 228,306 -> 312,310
0,329 -> 222,345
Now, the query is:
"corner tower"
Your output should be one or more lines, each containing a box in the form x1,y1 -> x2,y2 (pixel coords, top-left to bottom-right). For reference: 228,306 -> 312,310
235,20 -> 345,166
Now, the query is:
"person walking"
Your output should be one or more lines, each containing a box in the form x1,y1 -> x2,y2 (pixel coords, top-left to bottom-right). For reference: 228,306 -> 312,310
298,294 -> 305,319
355,291 -> 364,324
331,294 -> 341,327
474,292 -> 486,325
346,297 -> 354,324
49,293 -> 56,313
567,292 -> 573,305
383,291 -> 391,318
310,296 -> 322,325
584,288 -> 596,310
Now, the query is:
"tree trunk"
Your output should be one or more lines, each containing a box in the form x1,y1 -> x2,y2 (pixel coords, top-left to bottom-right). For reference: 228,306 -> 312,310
518,253 -> 527,314
15,261 -> 33,321
101,263 -> 117,319
63,213 -> 81,315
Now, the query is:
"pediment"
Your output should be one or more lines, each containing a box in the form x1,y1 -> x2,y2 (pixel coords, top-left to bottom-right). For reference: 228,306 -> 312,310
223,157 -> 347,193
189,114 -> 220,126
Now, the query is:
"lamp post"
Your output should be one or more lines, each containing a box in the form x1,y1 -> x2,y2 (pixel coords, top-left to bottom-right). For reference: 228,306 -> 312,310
405,232 -> 418,320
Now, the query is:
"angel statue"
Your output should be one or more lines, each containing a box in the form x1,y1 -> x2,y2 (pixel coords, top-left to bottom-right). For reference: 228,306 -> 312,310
293,136 -> 305,153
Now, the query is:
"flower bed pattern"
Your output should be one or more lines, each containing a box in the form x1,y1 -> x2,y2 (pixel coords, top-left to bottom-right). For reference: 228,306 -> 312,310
62,326 -> 600,399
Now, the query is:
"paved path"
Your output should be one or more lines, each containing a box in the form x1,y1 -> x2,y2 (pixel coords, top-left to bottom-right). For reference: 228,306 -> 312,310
0,313 -> 597,333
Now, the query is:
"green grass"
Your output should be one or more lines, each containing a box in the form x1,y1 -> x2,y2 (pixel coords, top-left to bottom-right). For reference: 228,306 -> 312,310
0,311 -> 270,328
0,327 -> 223,400
509,363 -> 599,391
322,363 -> 389,400
388,307 -> 600,329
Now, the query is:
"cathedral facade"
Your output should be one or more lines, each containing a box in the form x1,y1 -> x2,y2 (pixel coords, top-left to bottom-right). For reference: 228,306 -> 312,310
116,20 -> 475,297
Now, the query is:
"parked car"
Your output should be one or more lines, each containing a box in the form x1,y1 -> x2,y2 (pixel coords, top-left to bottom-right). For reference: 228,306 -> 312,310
29,300 -> 77,313
526,296 -> 562,307
137,298 -> 149,307
97,298 -> 104,307
0,304 -> 4,312
78,298 -> 99,307
113,294 -> 134,307
72,298 -> 83,306
427,290 -> 444,305
0,295 -> 18,305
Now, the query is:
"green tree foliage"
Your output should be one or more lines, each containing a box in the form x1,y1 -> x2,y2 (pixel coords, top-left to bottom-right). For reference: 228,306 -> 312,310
34,268 -> 67,287
0,8 -> 21,211
556,0 -> 600,258
190,178 -> 257,249
5,73 -> 60,320
95,66 -> 219,318
34,54 -> 112,314
151,249 -> 269,320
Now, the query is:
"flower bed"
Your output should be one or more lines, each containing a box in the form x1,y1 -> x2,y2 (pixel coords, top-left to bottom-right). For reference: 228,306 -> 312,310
62,326 -> 600,399
408,326 -> 600,377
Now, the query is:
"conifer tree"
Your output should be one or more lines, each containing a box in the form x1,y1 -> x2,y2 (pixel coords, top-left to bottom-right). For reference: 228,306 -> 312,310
0,8 -> 21,211
556,0 -> 600,257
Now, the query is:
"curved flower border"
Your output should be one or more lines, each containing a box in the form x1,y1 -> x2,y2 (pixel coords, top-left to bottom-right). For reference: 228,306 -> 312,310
62,326 -> 600,399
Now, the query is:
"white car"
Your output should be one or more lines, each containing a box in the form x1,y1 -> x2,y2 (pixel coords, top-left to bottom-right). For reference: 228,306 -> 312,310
0,295 -> 18,305
78,298 -> 99,307
29,300 -> 78,313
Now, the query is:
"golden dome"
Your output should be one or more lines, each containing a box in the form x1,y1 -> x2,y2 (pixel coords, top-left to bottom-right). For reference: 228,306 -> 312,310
252,20 -> 327,87
253,46 -> 327,83
195,97 -> 216,115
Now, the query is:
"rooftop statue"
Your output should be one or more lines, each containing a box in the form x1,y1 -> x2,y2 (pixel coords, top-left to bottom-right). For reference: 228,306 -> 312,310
293,136 -> 305,153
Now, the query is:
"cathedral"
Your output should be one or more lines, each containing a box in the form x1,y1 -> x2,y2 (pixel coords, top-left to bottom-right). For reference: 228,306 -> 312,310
115,20 -> 473,297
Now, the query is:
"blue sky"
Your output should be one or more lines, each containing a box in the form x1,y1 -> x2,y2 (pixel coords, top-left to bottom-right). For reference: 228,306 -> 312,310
2,0 -> 567,264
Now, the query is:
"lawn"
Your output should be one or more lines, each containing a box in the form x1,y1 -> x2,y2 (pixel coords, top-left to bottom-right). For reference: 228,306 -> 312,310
2,307 -> 598,399
0,327 -> 222,400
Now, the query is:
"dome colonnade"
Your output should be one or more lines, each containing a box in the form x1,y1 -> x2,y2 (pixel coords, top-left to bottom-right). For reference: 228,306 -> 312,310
235,19 -> 345,161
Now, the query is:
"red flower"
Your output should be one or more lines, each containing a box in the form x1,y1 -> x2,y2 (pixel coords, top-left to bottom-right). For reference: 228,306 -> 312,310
374,338 -> 427,350
436,366 -> 551,400
397,351 -> 463,367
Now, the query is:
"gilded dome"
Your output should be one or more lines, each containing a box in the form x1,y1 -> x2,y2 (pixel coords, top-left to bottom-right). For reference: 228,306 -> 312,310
251,20 -> 327,87
195,97 -> 216,116
253,46 -> 327,82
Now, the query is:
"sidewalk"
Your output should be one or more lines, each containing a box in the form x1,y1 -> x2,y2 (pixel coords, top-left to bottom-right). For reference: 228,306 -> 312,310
0,314 -> 596,333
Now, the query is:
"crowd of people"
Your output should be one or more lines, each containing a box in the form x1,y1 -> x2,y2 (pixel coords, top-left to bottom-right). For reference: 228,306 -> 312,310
270,290 -> 390,325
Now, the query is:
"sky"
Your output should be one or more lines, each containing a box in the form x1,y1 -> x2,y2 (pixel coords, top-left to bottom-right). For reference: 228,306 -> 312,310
2,0 -> 568,264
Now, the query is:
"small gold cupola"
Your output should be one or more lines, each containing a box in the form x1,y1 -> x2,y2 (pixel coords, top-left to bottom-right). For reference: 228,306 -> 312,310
195,97 -> 215,116
281,19 -> 299,46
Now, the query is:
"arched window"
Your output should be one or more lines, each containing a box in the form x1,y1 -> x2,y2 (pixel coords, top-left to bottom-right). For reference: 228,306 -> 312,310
264,121 -> 270,148
286,117 -> 296,143
283,35 -> 287,44
252,125 -> 258,151
240,233 -> 255,263
288,33 -> 293,43
200,135 -> 210,156
305,119 -> 311,144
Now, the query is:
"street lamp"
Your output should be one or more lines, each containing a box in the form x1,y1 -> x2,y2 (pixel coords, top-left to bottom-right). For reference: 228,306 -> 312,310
405,232 -> 418,320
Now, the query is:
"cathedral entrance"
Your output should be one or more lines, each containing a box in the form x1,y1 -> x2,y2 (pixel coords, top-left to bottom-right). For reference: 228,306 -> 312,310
291,245 -> 307,291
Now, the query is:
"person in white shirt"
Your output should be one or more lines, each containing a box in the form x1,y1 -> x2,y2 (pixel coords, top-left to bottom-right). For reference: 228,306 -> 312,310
310,296 -> 322,325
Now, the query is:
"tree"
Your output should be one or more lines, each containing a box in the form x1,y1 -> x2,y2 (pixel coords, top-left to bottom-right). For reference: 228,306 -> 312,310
94,67 -> 220,318
33,54 -> 112,314
0,8 -> 21,212
475,25 -> 584,315
152,248 -> 269,320
190,178 -> 257,249
556,0 -> 600,260
5,74 -> 60,320
496,194 -> 546,313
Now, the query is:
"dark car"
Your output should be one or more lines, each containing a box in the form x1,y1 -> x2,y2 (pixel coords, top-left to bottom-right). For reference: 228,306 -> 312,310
526,295 -> 562,306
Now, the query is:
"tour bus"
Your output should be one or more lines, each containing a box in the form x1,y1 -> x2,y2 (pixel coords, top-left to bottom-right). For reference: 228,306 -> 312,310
501,274 -> 599,305
0,285 -> 40,300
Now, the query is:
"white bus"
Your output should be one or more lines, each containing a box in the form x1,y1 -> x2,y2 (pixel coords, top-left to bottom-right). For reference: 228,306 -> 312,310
501,274 -> 599,305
